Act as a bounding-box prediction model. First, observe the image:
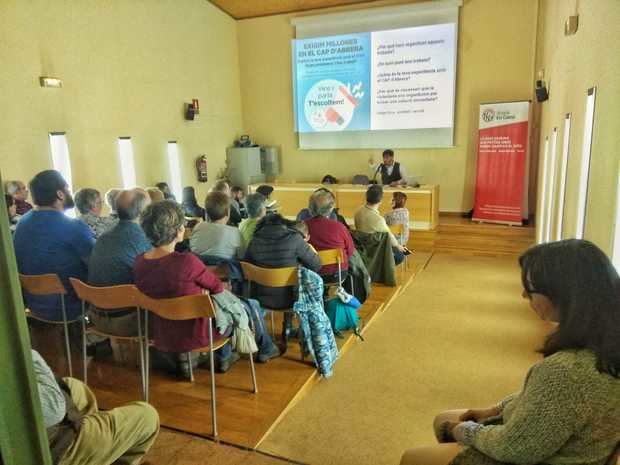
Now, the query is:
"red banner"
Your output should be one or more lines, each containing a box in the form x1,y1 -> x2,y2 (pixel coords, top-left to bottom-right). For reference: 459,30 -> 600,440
473,101 -> 530,225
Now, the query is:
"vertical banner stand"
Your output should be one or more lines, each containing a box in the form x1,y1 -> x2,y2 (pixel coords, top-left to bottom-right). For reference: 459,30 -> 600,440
472,100 -> 531,226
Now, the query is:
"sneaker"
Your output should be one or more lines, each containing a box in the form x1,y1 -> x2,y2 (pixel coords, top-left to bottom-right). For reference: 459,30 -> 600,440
216,352 -> 240,373
256,344 -> 281,363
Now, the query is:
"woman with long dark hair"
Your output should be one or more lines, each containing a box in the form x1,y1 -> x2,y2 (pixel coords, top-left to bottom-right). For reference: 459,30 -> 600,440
400,239 -> 620,465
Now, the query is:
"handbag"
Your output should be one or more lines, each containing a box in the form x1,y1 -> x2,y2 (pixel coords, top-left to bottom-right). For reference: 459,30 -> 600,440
325,287 -> 364,340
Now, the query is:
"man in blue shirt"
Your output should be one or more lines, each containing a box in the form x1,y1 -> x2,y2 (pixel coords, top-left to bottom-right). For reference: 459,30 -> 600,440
14,170 -> 94,321
88,188 -> 151,336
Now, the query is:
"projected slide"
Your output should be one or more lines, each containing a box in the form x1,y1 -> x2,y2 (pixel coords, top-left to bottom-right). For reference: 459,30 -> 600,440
292,23 -> 456,133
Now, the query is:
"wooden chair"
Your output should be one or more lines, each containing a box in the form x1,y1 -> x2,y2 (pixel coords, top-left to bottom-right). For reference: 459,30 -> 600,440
69,279 -> 147,400
19,273 -> 75,377
138,291 -> 257,438
388,223 -> 408,275
317,248 -> 354,295
239,261 -> 298,338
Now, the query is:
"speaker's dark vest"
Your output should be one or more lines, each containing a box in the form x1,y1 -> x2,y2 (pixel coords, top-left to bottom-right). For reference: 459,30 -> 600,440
381,162 -> 401,185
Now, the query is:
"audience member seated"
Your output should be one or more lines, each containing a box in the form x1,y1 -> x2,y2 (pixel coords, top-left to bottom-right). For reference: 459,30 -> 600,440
134,200 -> 238,376
304,189 -> 355,282
400,239 -> 620,465
189,191 -> 244,292
231,185 -> 248,219
74,188 -> 116,240
239,193 -> 266,247
384,191 -> 410,246
5,179 -> 33,215
5,193 -> 19,233
190,192 -> 244,261
245,213 -> 321,350
155,182 -> 176,201
354,185 -> 406,266
255,185 -> 278,213
32,349 -> 159,464
14,170 -> 95,321
293,221 -> 317,253
210,180 -> 242,227
104,188 -> 121,220
88,189 -> 152,336
146,186 -> 165,203
296,187 -> 338,222
181,186 -> 205,219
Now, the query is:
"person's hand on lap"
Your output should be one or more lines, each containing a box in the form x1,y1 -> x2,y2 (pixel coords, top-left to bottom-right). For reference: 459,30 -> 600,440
445,421 -> 461,441
459,406 -> 501,423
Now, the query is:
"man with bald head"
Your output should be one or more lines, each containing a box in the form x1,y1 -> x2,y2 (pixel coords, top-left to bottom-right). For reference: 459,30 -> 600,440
88,188 -> 151,336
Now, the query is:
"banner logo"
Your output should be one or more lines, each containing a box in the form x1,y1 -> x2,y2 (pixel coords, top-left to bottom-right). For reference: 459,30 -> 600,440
482,109 -> 495,122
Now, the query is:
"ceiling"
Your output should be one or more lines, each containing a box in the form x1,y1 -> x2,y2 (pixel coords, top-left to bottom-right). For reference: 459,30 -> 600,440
208,0 -> 386,20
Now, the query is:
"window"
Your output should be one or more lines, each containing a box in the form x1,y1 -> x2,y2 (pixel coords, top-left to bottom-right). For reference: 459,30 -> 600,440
575,87 -> 596,239
49,132 -> 75,217
554,114 -> 571,240
542,128 -> 558,243
536,137 -> 549,244
167,141 -> 183,201
49,132 -> 73,191
118,137 -> 137,188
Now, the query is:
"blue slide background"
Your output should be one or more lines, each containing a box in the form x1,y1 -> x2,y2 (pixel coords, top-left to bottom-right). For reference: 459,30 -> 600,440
293,32 -> 371,132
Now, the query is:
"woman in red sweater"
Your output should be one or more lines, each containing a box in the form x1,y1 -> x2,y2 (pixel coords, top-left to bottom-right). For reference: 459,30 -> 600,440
304,188 -> 355,282
134,200 -> 236,377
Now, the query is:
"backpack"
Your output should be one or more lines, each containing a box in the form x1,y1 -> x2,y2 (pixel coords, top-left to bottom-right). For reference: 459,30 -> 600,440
325,288 -> 364,340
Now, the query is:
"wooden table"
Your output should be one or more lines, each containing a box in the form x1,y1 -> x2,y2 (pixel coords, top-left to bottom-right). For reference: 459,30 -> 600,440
249,182 -> 439,231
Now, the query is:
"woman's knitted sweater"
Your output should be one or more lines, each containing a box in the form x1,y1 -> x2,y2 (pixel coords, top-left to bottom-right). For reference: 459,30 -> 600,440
451,349 -> 620,465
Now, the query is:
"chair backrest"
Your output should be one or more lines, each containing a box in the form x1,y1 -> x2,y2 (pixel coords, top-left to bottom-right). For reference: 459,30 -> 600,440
138,291 -> 216,321
239,261 -> 297,287
317,248 -> 344,267
69,278 -> 139,310
352,175 -> 369,185
388,223 -> 405,235
19,273 -> 67,296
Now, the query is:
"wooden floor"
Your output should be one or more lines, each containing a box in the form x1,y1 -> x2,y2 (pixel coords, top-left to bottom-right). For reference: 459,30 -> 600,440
33,255 -> 430,451
409,214 -> 535,257
143,428 -> 302,464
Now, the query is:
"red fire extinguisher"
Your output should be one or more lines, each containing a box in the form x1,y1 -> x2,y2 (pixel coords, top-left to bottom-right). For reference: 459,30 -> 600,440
196,155 -> 208,182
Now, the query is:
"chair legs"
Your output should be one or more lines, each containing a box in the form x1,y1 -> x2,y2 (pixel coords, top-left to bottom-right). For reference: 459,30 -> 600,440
144,311 -> 150,403
136,308 -> 147,401
249,352 -> 258,394
270,311 -> 275,337
187,352 -> 195,383
81,300 -> 87,384
60,294 -> 73,378
208,321 -> 218,438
